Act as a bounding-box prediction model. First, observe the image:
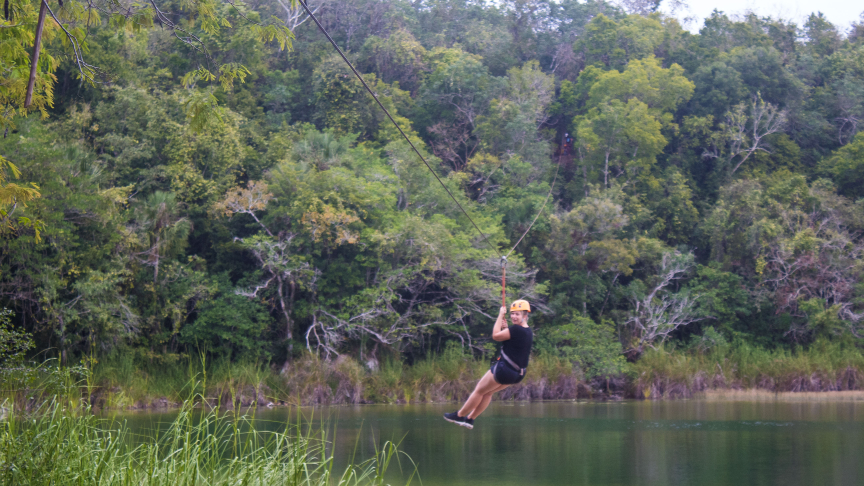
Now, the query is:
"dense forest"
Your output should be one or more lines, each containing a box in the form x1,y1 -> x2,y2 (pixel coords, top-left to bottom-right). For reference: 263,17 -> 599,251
2,0 -> 864,401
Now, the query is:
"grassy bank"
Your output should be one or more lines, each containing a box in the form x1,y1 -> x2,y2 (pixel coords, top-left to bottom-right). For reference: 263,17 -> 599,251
0,398 -> 411,486
700,390 -> 864,401
3,340 -> 863,410
79,346 -> 585,410
633,339 -> 864,399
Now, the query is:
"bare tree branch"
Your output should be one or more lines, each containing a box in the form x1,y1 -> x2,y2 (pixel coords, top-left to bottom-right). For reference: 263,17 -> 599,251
626,252 -> 705,355
703,94 -> 788,175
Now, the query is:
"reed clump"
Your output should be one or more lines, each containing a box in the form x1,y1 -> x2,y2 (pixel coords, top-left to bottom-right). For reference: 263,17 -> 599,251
0,397 -> 412,486
365,344 -> 486,403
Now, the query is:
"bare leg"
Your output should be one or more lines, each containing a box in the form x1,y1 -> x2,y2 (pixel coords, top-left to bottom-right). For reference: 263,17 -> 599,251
457,371 -> 500,417
467,384 -> 508,419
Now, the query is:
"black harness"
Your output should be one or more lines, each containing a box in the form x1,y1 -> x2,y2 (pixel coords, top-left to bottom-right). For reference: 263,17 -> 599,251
499,350 -> 525,376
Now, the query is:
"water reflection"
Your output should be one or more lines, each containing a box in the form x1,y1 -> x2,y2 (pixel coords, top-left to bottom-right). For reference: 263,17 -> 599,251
116,400 -> 864,486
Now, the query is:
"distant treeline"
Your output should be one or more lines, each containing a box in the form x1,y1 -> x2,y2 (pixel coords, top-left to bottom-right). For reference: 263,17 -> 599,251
1,0 -> 863,383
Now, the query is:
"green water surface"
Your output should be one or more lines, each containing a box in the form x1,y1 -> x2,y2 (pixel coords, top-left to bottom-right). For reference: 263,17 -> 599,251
120,400 -> 864,486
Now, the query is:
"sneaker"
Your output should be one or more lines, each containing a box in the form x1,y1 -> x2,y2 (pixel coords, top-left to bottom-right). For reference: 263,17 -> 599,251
443,411 -> 462,424
443,412 -> 474,429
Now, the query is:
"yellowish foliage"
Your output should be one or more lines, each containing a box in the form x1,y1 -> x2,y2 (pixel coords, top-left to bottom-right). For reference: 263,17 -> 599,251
0,1 -> 60,129
0,156 -> 43,241
215,181 -> 273,217
301,203 -> 360,246
0,157 -> 41,208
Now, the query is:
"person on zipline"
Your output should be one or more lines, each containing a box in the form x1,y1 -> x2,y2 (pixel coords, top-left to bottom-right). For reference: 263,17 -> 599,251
444,300 -> 533,429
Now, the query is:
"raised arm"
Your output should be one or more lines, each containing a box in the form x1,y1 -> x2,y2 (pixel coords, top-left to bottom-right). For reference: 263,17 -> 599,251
491,306 -> 511,341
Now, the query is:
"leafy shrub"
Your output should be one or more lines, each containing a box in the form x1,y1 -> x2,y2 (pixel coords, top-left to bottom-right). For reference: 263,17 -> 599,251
536,315 -> 626,380
181,279 -> 272,360
0,309 -> 33,364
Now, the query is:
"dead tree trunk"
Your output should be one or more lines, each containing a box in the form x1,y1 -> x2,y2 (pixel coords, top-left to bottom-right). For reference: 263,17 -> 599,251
24,0 -> 48,108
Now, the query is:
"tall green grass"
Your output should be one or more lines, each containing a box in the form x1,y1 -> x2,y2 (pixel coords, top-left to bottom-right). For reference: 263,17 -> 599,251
83,345 -> 578,408
0,397 -> 414,486
13,339 -> 859,407
634,339 -> 864,398
0,359 -> 90,413
86,351 -> 292,409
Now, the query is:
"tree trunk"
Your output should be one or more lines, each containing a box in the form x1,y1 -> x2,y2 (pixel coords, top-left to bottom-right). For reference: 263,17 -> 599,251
603,152 -> 610,188
598,273 -> 619,319
153,236 -> 161,283
24,0 -> 48,108
583,271 -> 590,316
277,276 -> 293,341
583,156 -> 589,197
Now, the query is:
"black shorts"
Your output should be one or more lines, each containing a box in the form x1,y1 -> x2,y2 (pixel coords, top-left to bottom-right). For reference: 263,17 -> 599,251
491,360 -> 525,385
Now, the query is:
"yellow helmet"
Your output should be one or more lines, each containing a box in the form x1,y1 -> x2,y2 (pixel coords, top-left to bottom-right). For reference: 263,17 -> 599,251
510,300 -> 531,313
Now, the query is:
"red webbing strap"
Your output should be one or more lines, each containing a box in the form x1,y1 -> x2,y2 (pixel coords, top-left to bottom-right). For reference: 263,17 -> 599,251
501,256 -> 507,308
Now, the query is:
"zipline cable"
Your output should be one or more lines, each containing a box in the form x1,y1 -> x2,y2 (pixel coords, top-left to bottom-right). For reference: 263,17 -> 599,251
504,142 -> 562,259
300,0 -> 563,304
298,0 -> 502,259
500,139 -> 563,308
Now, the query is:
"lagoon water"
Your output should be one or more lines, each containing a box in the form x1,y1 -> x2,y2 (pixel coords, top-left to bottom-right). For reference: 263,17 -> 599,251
121,400 -> 864,486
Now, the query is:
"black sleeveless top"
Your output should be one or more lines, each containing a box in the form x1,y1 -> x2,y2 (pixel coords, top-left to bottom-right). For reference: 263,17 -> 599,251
501,325 -> 533,369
